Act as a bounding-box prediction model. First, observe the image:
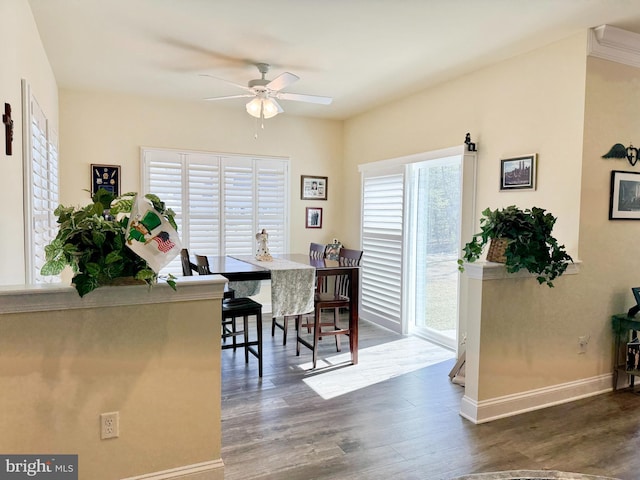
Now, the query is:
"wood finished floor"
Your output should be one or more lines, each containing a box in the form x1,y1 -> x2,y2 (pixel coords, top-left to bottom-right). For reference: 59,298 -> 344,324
221,318 -> 640,480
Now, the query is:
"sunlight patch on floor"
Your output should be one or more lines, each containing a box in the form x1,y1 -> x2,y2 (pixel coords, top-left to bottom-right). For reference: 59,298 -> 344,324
299,337 -> 455,399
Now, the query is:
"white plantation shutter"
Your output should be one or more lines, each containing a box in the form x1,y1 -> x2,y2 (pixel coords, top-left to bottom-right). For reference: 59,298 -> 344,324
223,157 -> 254,255
256,160 -> 287,254
187,155 -> 220,256
142,148 -> 288,274
23,82 -> 59,284
361,170 -> 405,333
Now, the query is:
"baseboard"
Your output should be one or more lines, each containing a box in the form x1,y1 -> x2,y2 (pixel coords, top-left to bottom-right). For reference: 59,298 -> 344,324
459,373 -> 612,424
120,460 -> 224,480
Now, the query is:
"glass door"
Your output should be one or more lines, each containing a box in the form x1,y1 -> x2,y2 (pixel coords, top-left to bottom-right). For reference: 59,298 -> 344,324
409,156 -> 462,350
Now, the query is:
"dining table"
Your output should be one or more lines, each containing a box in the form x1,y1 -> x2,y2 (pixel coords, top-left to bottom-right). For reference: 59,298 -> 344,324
202,253 -> 361,365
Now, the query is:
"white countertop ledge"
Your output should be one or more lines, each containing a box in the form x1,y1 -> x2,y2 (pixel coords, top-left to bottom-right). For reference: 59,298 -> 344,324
0,275 -> 228,314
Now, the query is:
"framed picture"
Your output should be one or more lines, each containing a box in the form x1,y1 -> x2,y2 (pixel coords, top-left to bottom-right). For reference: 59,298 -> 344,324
301,175 -> 328,200
305,207 -> 323,229
500,154 -> 537,191
91,164 -> 121,196
609,170 -> 640,220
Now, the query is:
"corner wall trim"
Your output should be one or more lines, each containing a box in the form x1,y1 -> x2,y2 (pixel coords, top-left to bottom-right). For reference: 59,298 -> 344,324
459,373 -> 611,424
120,459 -> 224,480
588,25 -> 640,69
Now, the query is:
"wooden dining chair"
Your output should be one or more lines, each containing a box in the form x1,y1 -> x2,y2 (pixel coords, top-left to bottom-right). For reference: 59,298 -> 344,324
271,243 -> 326,346
295,259 -> 360,368
330,248 -> 363,350
195,255 -> 263,377
295,247 -> 363,367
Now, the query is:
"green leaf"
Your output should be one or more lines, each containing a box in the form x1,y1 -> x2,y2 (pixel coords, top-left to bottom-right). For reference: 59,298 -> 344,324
105,251 -> 122,264
40,260 -> 66,276
135,268 -> 157,282
85,262 -> 101,277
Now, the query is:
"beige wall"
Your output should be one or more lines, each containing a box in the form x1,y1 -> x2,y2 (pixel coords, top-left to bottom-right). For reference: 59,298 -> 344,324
472,53 -> 640,401
58,90 -> 345,254
580,57 -> 640,339
0,280 -> 225,480
343,33 -> 587,253
0,0 -> 58,285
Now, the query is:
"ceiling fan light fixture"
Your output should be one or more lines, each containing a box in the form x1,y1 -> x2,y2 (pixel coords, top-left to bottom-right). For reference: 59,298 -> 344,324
246,98 -> 279,119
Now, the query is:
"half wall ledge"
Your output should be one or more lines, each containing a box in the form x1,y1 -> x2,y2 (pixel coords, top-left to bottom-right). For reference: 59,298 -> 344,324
0,275 -> 228,314
462,260 -> 581,281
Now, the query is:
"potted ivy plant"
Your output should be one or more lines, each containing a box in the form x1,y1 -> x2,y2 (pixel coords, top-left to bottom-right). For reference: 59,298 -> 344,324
458,205 -> 573,287
41,189 -> 178,297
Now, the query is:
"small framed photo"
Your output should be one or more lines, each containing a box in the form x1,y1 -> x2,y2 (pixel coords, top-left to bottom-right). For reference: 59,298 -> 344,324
609,170 -> 640,220
301,175 -> 328,200
305,207 -> 323,229
500,154 -> 537,191
91,164 -> 121,196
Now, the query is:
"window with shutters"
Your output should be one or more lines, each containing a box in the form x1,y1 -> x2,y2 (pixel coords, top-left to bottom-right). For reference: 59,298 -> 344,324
142,148 -> 289,274
23,81 -> 59,284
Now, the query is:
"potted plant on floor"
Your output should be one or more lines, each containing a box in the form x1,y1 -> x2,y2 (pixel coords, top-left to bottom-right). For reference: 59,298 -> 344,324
457,205 -> 573,287
41,189 -> 178,297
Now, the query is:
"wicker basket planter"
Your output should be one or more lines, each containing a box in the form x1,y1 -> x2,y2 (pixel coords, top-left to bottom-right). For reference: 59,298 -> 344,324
486,238 -> 507,263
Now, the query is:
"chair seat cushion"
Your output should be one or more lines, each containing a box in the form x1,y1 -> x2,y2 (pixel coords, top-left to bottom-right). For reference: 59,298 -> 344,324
222,298 -> 262,315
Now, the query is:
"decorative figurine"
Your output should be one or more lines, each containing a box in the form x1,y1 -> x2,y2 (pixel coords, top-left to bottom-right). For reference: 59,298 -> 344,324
325,238 -> 342,260
255,229 -> 273,261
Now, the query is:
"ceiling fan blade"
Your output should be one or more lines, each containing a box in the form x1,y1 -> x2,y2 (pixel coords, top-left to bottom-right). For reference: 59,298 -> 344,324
203,94 -> 254,101
266,72 -> 299,91
199,73 -> 252,92
271,98 -> 284,113
276,92 -> 333,105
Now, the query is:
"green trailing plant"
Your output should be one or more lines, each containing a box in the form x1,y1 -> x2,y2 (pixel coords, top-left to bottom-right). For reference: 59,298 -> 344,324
458,205 -> 573,287
41,189 -> 178,297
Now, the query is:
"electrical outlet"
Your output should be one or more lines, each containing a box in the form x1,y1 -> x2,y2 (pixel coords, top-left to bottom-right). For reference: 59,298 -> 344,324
100,412 -> 119,439
578,335 -> 589,354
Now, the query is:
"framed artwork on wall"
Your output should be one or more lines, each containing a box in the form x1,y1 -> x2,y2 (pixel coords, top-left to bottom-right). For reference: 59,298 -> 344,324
500,154 -> 537,191
91,164 -> 121,196
609,170 -> 640,220
305,207 -> 323,228
301,175 -> 328,200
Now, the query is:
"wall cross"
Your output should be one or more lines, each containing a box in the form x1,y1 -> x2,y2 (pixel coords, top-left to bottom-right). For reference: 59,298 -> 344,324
2,103 -> 13,156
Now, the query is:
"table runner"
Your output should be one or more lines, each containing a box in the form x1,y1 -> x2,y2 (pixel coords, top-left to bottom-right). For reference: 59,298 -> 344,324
230,255 -> 315,317
228,280 -> 261,297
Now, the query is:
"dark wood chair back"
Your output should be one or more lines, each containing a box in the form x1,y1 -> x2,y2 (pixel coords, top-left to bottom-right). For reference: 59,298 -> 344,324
309,242 -> 326,259
181,248 -> 197,276
336,248 -> 363,296
194,254 -> 212,275
195,254 -> 235,299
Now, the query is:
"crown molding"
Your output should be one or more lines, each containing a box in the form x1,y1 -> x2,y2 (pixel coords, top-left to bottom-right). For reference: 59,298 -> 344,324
588,24 -> 640,68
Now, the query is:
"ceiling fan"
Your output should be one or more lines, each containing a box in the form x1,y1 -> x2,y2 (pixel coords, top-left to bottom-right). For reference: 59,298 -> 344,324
200,63 -> 332,120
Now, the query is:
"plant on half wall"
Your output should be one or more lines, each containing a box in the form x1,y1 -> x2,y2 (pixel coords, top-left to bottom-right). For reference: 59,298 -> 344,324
41,188 -> 178,297
458,205 -> 573,287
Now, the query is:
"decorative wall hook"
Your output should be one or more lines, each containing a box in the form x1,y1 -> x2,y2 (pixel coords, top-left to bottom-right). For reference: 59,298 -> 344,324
464,133 -> 477,152
602,142 -> 639,167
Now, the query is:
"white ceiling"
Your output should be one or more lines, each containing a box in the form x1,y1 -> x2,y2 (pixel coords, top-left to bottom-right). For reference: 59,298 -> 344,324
27,0 -> 640,120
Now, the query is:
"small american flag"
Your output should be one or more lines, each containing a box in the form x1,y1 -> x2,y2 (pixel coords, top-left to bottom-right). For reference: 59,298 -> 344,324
152,231 -> 175,253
